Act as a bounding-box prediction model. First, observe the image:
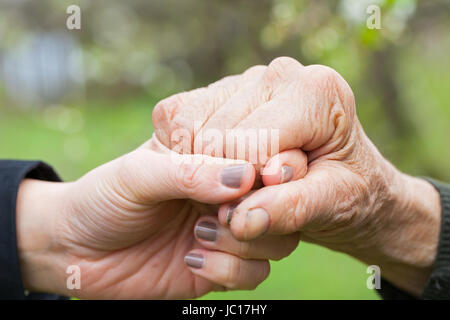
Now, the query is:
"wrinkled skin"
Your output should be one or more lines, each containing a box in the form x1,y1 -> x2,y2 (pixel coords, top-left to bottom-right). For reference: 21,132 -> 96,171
153,57 -> 441,296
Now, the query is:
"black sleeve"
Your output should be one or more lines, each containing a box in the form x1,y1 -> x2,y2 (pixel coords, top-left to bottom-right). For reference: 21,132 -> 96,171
0,160 -> 68,300
377,177 -> 450,300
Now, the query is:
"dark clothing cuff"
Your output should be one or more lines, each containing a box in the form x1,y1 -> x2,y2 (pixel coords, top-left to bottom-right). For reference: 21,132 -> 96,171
422,178 -> 450,299
377,177 -> 450,300
0,160 -> 66,300
377,279 -> 417,300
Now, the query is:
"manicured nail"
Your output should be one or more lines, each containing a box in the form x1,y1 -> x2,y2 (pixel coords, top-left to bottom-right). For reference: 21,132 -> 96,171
184,253 -> 204,269
226,203 -> 238,225
220,165 -> 247,188
281,166 -> 293,183
195,221 -> 218,242
245,208 -> 270,239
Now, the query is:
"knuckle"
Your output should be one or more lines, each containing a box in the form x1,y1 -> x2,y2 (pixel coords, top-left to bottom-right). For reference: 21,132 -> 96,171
208,75 -> 237,90
269,56 -> 302,70
264,56 -> 302,83
206,77 -> 239,104
153,94 -> 183,124
173,160 -> 205,196
153,92 -> 193,129
153,93 -> 197,152
306,65 -> 340,89
242,65 -> 267,81
306,65 -> 355,109
305,65 -> 355,134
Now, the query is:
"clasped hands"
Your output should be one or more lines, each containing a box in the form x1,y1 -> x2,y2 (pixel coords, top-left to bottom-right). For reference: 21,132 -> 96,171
18,57 -> 440,299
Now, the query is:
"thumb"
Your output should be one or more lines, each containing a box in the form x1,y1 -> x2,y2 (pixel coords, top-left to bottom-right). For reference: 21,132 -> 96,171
222,163 -> 346,240
115,148 -> 256,204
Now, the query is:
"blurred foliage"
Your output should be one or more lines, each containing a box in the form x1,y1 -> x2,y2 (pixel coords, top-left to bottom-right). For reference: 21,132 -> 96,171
1,0 -> 450,299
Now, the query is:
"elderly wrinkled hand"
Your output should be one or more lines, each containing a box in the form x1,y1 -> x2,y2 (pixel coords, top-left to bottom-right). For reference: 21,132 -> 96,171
152,57 -> 441,297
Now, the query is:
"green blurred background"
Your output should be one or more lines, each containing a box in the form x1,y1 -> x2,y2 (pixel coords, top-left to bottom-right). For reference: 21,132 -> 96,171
1,0 -> 449,299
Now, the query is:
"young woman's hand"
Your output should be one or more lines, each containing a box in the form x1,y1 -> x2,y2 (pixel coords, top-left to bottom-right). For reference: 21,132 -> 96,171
16,138 -> 299,299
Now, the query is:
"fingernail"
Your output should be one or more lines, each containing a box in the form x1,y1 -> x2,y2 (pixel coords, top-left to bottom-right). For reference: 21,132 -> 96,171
195,221 -> 218,242
184,253 -> 204,269
220,165 -> 247,188
281,166 -> 293,183
245,208 -> 270,239
226,203 -> 238,225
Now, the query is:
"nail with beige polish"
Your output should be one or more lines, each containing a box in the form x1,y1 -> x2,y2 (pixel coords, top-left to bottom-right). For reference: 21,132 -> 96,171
220,165 -> 247,188
184,253 -> 204,269
281,166 -> 293,183
195,221 -> 218,242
